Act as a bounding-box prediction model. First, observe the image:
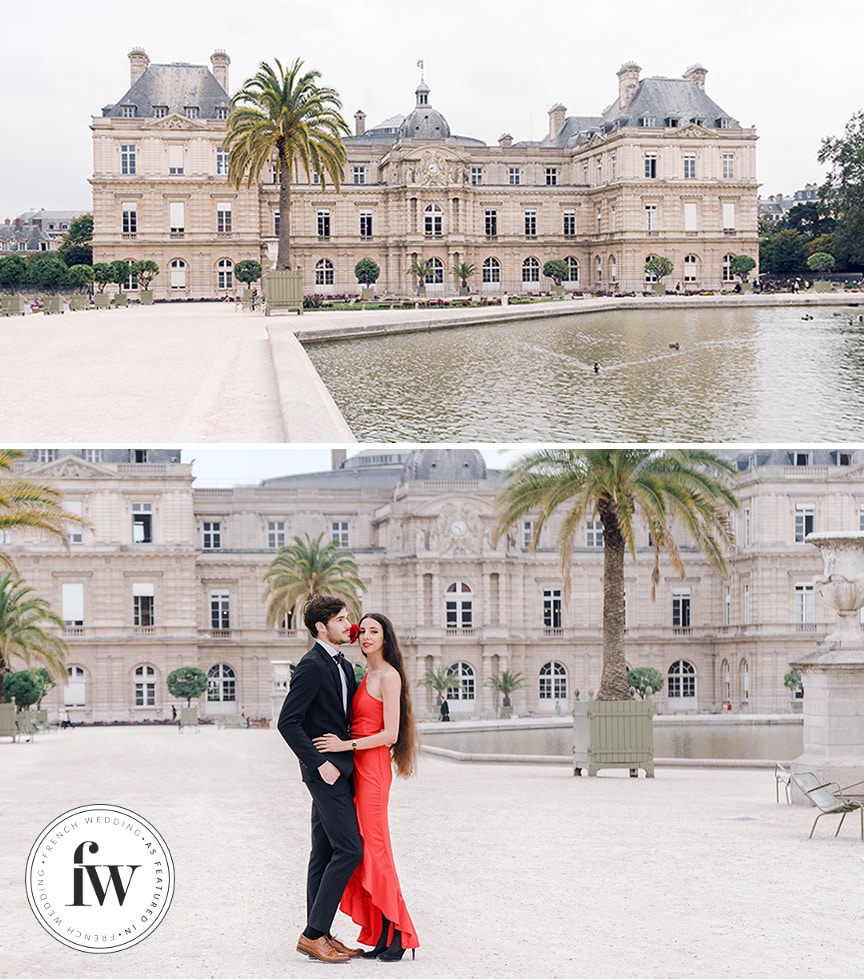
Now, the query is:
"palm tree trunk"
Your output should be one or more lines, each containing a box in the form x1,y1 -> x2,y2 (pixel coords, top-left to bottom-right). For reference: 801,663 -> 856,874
598,503 -> 631,700
276,145 -> 292,270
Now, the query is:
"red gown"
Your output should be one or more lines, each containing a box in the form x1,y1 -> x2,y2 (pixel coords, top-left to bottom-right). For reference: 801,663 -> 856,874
340,676 -> 419,950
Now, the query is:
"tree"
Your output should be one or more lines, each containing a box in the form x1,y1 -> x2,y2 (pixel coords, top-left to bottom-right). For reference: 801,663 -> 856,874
66,264 -> 95,292
407,259 -> 434,295
729,254 -> 756,283
29,255 -> 68,294
819,110 -> 864,270
0,449 -> 84,572
452,261 -> 475,291
92,262 -> 114,293
760,228 -> 810,275
485,669 -> 526,709
417,666 -> 462,697
4,669 -> 44,711
58,213 -> 93,267
234,259 -> 262,286
627,666 -> 665,699
0,254 -> 29,293
355,258 -> 380,286
542,259 -> 569,288
0,572 -> 67,704
645,255 -> 674,287
784,668 -> 803,697
166,666 -> 209,707
109,259 -> 132,293
807,251 -> 836,275
495,449 -> 738,700
262,531 -> 365,626
134,260 -> 160,290
224,58 -> 349,270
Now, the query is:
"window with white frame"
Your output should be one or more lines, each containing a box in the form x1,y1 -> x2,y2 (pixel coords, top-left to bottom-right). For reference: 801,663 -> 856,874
65,500 -> 84,544
722,202 -> 736,230
273,210 -> 280,236
672,588 -> 691,632
859,504 -> 864,532
484,209 -> 498,237
563,210 -> 576,236
65,666 -> 86,707
482,257 -> 500,283
131,502 -> 153,543
153,105 -> 168,119
120,144 -> 137,177
722,153 -> 735,179
353,166 -> 366,185
83,449 -> 102,464
524,210 -> 537,237
207,663 -> 236,702
317,210 -> 331,237
667,660 -> 696,699
586,519 -> 603,548
596,159 -> 602,184
609,256 -> 617,282
133,583 -> 155,628
122,202 -> 137,234
216,202 -> 232,233
202,521 -> 221,549
684,201 -> 697,232
740,660 -> 750,702
426,257 -> 444,283
744,506 -> 751,546
742,582 -> 751,625
168,145 -> 184,175
470,166 -> 483,185
36,449 -> 56,463
596,207 -> 602,233
184,106 -> 199,119
645,204 -> 658,231
644,152 -> 658,178
543,590 -> 562,629
134,664 -> 156,706
795,504 -> 814,543
508,167 -> 521,185
724,585 -> 731,626
425,204 -> 443,236
522,257 -> 540,283
795,583 -> 815,628
722,253 -> 734,282
315,259 -> 335,285
169,202 -> 185,234
684,254 -> 698,282
217,258 -> 233,289
522,520 -> 533,550
446,661 -> 475,702
546,167 -> 558,186
210,592 -> 230,631
611,155 -> 617,180
445,582 -> 473,630
170,259 -> 186,289
62,582 -> 84,629
539,661 -> 567,701
331,521 -> 350,548
267,521 -> 286,549
359,210 -> 373,238
610,205 -> 617,231
683,153 -> 696,179
595,256 -> 602,282
722,659 -> 731,701
566,256 -> 579,283
216,147 -> 229,175
215,106 -> 228,120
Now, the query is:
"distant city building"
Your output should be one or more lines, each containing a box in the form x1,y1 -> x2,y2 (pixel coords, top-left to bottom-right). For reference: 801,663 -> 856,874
91,50 -> 759,299
5,447 -> 859,723
0,209 -> 85,253
758,182 -> 821,223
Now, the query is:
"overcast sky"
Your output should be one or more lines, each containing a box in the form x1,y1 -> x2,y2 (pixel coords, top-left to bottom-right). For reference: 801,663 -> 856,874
2,0 -> 859,221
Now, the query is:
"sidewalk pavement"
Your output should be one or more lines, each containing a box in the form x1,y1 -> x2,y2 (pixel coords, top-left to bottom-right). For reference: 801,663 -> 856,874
4,725 -> 860,978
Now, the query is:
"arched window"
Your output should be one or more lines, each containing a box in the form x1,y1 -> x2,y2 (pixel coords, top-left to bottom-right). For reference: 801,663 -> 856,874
133,664 -> 157,707
482,257 -> 500,283
522,257 -> 540,283
445,581 -> 473,631
217,258 -> 233,290
722,253 -> 735,282
315,259 -> 335,286
424,203 -> 443,237
667,660 -> 696,700
65,665 -> 87,707
446,661 -> 476,702
565,256 -> 579,283
123,259 -> 137,291
721,659 -> 731,701
609,256 -> 617,283
644,255 -> 658,283
595,256 -> 603,282
170,259 -> 186,290
684,254 -> 698,283
207,663 -> 236,702
539,661 -> 568,702
426,257 -> 444,284
739,659 -> 750,703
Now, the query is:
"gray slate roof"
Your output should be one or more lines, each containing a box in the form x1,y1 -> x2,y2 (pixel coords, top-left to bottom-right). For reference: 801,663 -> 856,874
102,63 -> 228,118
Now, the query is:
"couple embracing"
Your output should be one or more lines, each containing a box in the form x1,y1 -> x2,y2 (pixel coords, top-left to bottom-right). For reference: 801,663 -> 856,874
277,594 -> 420,964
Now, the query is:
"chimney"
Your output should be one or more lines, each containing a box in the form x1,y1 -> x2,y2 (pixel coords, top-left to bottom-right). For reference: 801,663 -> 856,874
355,109 -> 366,137
617,61 -> 641,109
211,50 -> 230,92
683,64 -> 707,90
331,449 -> 347,470
128,47 -> 150,86
548,103 -> 567,140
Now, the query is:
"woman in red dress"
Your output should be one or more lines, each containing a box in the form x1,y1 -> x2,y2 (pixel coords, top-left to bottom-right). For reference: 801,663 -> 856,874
313,612 -> 419,961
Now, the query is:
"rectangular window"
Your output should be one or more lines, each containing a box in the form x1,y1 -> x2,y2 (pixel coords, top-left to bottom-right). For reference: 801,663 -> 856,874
611,155 -> 617,180
353,166 -> 366,185
133,583 -> 155,628
563,210 -> 576,236
742,583 -> 751,625
522,520 -> 533,550
485,209 -> 498,237
543,589 -> 562,629
795,504 -> 814,543
744,506 -> 751,546
586,520 -> 604,548
684,201 -> 698,232
120,105 -> 136,118
121,202 -> 137,234
132,502 -> 153,543
184,106 -> 199,119
359,210 -> 373,238
610,205 -> 617,231
120,144 -> 136,175
210,592 -> 230,630
216,202 -> 232,233
722,154 -> 735,179
508,167 -> 521,186
332,521 -> 350,548
859,504 -> 864,532
168,145 -> 184,175
273,210 -> 280,237
795,583 -> 815,627
546,167 -> 558,186
644,153 -> 657,179
672,588 -> 691,632
524,209 -> 537,237
267,521 -> 285,549
683,153 -> 697,179
169,201 -> 185,234
215,106 -> 228,120
61,582 -> 84,628
202,521 -> 221,549
596,207 -> 602,233
216,147 -> 229,175
645,203 -> 658,231
65,500 -> 84,545
722,202 -> 736,230
317,210 -> 331,237
471,166 -> 483,185
153,105 -> 168,119
724,586 -> 731,626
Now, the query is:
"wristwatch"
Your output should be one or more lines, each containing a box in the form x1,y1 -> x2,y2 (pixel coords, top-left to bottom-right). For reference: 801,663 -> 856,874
351,740 -> 358,750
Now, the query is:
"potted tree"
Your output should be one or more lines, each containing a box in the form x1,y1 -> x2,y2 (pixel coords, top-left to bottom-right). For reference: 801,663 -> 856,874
234,259 -> 262,309
134,260 -> 160,304
806,251 -> 836,292
166,666 -> 209,731
784,667 -> 804,713
495,448 -> 738,777
417,667 -> 462,719
627,666 -> 664,700
485,669 -> 526,719
4,669 -> 45,740
407,258 -> 434,298
355,257 -> 380,301
452,261 -> 475,297
645,256 -> 674,295
729,254 -> 757,292
92,263 -> 114,308
223,58 -> 349,316
542,259 -> 569,297
0,254 -> 28,315
109,259 -> 131,306
66,264 -> 94,309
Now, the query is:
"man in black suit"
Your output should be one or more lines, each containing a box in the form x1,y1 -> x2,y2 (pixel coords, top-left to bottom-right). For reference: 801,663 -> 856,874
278,594 -> 364,964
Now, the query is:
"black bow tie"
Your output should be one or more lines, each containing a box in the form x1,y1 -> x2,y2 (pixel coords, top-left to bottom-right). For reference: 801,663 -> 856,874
335,651 -> 345,667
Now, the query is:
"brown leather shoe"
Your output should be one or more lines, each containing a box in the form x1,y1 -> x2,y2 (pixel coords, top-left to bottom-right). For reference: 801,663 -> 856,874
328,935 -> 363,957
296,934 -> 350,963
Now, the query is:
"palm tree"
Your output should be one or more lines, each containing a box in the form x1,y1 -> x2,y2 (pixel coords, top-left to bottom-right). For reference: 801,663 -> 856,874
417,666 -> 463,697
485,669 -> 526,711
262,532 -> 365,627
0,572 -> 67,703
452,261 -> 475,292
495,449 -> 738,700
0,449 -> 84,572
407,259 -> 435,295
224,58 -> 349,270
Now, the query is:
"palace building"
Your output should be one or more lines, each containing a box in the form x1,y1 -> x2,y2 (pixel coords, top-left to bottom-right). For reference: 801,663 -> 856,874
91,50 -> 759,299
4,447 -> 858,724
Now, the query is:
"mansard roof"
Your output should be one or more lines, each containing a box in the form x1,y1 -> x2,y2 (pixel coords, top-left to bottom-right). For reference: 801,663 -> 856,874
603,76 -> 739,130
102,62 -> 229,119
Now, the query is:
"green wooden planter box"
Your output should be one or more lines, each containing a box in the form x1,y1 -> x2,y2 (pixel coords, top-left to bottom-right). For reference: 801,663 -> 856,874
113,292 -> 128,307
40,294 -> 63,314
139,290 -> 154,305
94,293 -> 111,308
573,698 -> 655,777
69,294 -> 91,311
265,269 -> 304,315
0,702 -> 18,741
1,294 -> 24,316
180,706 -> 199,731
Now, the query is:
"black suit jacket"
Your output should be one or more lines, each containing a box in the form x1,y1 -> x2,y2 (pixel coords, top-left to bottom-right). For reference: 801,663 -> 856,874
277,642 -> 357,782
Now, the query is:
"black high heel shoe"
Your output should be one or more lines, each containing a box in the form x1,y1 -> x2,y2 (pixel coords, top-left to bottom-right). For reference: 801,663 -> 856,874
361,915 -> 391,959
378,929 -> 415,961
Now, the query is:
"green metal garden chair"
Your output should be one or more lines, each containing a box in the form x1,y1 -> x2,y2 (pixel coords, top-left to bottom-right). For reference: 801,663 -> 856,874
790,772 -> 864,840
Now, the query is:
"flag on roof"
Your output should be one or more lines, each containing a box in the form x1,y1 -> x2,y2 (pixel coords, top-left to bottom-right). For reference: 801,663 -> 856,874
417,59 -> 424,69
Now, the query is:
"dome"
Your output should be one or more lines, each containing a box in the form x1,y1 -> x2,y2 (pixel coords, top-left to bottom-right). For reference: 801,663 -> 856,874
399,80 -> 451,140
402,449 -> 487,481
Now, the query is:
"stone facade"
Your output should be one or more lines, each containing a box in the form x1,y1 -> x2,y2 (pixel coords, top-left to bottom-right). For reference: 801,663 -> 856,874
91,51 -> 759,299
5,447 -> 862,724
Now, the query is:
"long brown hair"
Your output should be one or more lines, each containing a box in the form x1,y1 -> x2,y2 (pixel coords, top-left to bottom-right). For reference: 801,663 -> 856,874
359,612 -> 418,777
